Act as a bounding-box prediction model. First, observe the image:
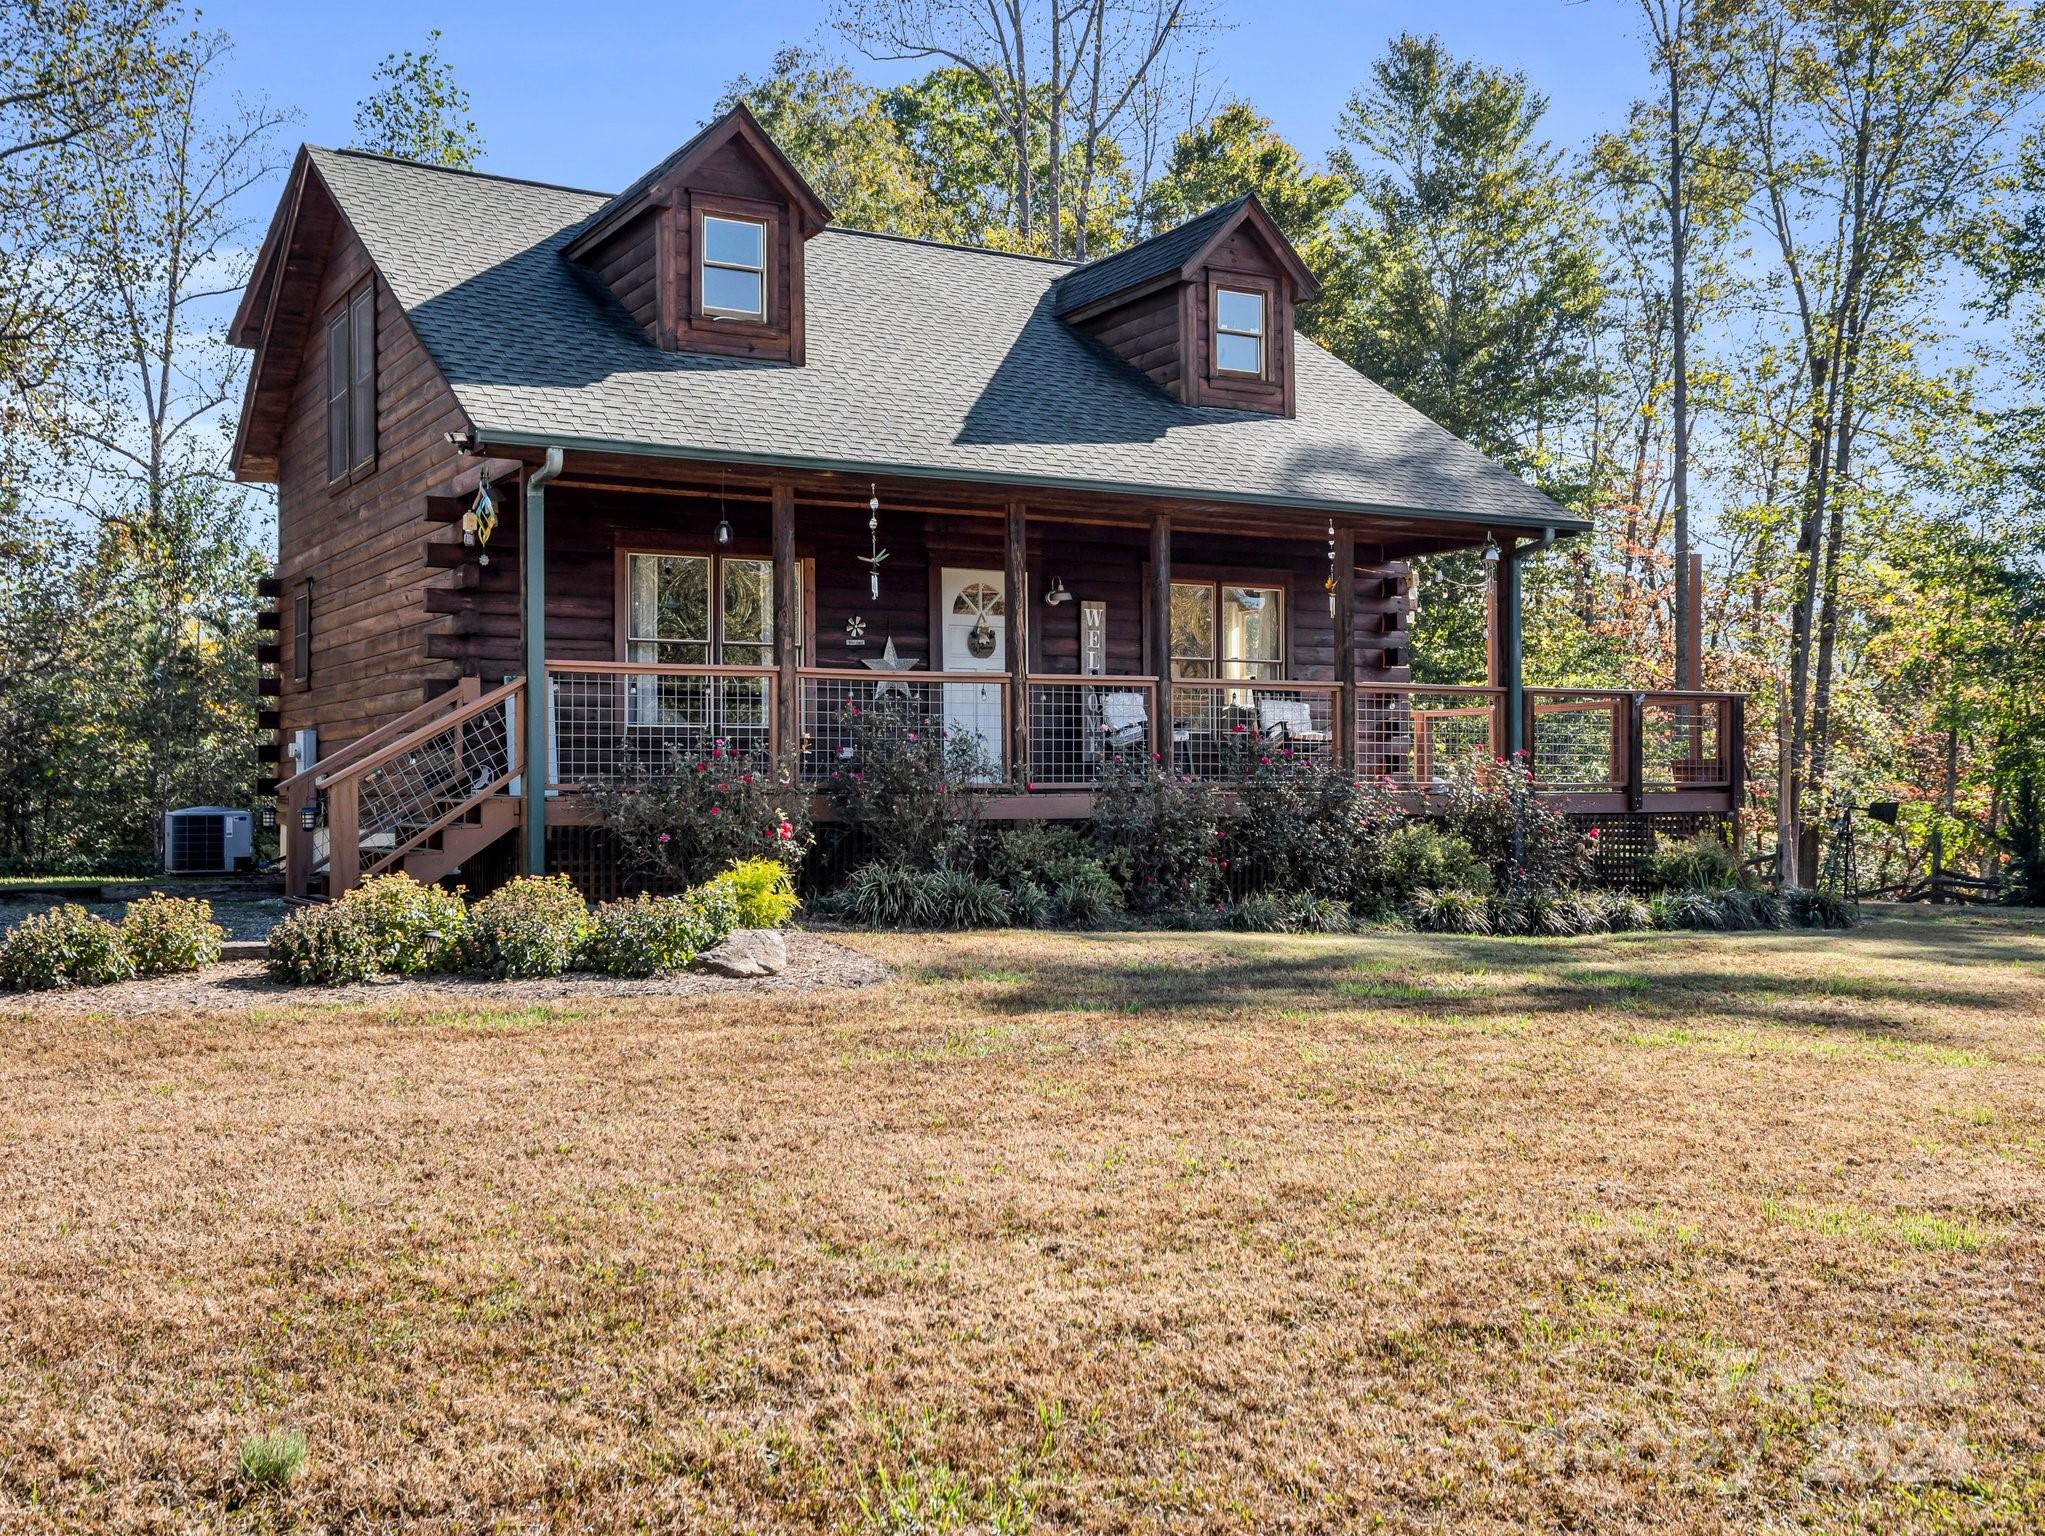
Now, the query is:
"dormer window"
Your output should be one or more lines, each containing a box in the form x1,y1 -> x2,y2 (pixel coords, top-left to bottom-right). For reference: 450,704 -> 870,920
701,215 -> 766,320
1214,288 -> 1265,377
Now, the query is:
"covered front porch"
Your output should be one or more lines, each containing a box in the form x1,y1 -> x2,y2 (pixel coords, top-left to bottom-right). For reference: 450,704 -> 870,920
284,449 -> 1744,898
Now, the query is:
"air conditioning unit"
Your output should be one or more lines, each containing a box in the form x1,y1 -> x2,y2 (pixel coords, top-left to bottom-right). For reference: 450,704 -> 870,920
164,807 -> 254,874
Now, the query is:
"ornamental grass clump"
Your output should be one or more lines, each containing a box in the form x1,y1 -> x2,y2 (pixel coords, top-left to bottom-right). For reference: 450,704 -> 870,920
118,895 -> 226,976
835,862 -> 930,928
0,904 -> 136,991
1409,886 -> 1494,935
339,873 -> 466,975
922,869 -> 1013,929
265,904 -> 379,985
454,875 -> 590,979
579,888 -> 738,977
236,1428 -> 306,1489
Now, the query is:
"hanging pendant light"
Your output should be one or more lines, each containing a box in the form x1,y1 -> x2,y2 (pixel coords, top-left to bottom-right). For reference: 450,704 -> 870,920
715,470 -> 732,547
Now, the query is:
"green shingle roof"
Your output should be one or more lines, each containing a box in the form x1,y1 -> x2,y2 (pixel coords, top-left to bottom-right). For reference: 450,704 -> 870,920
307,147 -> 1579,530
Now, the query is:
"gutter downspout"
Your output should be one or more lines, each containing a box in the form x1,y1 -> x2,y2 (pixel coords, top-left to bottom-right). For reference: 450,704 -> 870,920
1502,527 -> 1555,762
521,446 -> 565,875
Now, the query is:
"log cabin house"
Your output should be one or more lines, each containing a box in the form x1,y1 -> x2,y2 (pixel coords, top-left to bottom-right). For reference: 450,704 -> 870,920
233,104 -> 1742,900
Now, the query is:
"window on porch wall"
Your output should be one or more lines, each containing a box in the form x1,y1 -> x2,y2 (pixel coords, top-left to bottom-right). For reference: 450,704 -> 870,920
1169,582 -> 1283,680
623,552 -> 794,735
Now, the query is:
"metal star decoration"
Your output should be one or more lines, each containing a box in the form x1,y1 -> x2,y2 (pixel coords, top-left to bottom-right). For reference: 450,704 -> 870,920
860,635 -> 921,698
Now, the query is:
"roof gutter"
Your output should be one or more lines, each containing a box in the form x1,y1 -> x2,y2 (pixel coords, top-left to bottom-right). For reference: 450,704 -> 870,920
471,428 -> 1589,538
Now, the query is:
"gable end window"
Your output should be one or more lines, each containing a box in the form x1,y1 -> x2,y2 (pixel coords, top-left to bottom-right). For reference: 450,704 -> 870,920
700,215 -> 766,320
1213,288 -> 1266,378
324,285 -> 376,482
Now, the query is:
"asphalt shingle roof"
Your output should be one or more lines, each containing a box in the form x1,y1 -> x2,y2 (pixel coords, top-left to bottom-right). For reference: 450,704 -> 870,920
1048,195 -> 1249,316
309,148 -> 1577,530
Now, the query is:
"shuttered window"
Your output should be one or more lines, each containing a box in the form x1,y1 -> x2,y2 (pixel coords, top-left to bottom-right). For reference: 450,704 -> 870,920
325,284 -> 377,481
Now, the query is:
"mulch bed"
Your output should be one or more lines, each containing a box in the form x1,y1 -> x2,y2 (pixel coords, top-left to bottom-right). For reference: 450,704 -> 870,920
2,930 -> 889,1019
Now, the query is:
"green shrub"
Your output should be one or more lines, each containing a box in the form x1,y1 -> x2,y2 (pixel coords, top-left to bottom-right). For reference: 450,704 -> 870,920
1593,890 -> 1654,932
118,895 -> 225,976
1652,889 -> 1725,930
1409,886 -> 1494,935
987,822 -> 1091,887
454,875 -> 590,978
1231,755 -> 1400,904
1442,762 -> 1590,895
1648,831 -> 1742,892
1090,756 -> 1226,911
1050,859 -> 1125,927
1378,821 -> 1492,901
0,904 -> 136,991
923,870 -> 1012,929
824,695 -> 989,870
1783,886 -> 1859,929
237,1428 -> 306,1488
338,873 -> 466,975
836,862 -> 931,928
699,857 -> 800,928
586,757 -> 810,887
1003,876 -> 1054,927
265,904 -> 380,985
579,889 -> 738,977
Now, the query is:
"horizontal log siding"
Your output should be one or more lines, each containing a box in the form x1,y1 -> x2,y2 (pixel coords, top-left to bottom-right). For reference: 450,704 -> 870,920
1074,286 -> 1183,400
274,218 -> 470,756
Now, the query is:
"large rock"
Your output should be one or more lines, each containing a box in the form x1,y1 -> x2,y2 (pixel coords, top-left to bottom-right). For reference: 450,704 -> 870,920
696,928 -> 787,978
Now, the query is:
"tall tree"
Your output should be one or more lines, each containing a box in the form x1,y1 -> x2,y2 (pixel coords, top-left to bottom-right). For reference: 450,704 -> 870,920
718,48 -> 943,238
351,28 -> 483,168
1144,100 -> 1351,256
1717,0 -> 2045,882
1327,34 -> 1608,682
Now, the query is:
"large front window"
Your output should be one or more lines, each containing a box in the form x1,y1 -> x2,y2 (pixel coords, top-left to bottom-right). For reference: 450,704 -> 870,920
624,552 -> 791,731
700,215 -> 766,320
1170,581 -> 1283,680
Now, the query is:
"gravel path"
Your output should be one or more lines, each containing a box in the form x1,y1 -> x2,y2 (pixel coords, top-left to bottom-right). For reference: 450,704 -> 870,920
3,931 -> 889,1018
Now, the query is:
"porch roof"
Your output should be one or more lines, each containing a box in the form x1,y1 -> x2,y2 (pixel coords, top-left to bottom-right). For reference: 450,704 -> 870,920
306,147 -> 1584,533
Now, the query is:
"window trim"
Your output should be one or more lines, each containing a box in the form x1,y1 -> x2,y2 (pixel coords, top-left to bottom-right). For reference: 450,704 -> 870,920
291,585 -> 311,687
1212,285 -> 1267,379
688,197 -> 780,330
323,282 -> 376,488
613,545 -> 814,668
1163,575 -> 1289,680
699,213 -> 768,321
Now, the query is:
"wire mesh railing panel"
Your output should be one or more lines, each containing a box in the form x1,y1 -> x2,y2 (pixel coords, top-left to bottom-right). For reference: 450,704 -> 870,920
1528,696 -> 1623,791
355,698 -> 514,860
1641,696 -> 1727,790
1356,687 -> 1500,789
1026,679 -> 1158,786
1165,681 -> 1338,779
799,671 -> 1008,786
550,667 -> 774,785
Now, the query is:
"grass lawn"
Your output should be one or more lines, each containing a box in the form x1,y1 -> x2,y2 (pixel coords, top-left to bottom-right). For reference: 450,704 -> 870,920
2,909 -> 2041,1533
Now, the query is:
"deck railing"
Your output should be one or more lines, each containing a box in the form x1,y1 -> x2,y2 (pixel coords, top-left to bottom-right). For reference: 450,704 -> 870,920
799,667 -> 1012,786
1025,676 -> 1161,787
1356,684 -> 1504,789
548,660 -> 777,786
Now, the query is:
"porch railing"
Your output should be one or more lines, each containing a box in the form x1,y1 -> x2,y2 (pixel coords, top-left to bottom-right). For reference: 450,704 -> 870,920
1025,676 -> 1161,787
799,667 -> 1012,785
1356,683 -> 1504,790
548,660 -> 777,786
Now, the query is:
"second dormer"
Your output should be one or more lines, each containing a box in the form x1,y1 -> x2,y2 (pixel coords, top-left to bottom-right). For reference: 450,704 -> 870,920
564,104 -> 832,364
1052,194 -> 1319,416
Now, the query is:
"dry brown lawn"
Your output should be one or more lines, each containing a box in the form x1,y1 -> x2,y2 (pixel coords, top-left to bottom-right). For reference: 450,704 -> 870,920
2,909 -> 2042,1534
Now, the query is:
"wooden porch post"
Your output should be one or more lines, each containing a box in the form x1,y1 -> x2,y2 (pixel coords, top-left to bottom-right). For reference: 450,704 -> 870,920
1005,497 -> 1029,786
1149,512 -> 1171,724
1334,525 -> 1357,771
772,480 -> 798,775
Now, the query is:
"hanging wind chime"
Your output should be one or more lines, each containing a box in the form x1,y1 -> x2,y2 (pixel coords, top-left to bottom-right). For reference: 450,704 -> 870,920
462,472 -> 499,565
856,482 -> 889,600
1325,520 -> 1337,616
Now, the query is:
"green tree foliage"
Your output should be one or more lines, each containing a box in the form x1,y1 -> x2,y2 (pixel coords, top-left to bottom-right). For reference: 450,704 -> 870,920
350,29 -> 483,168
718,47 -> 944,239
1325,34 -> 1608,681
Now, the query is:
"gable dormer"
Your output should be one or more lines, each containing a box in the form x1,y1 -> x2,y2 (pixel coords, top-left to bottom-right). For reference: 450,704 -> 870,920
565,104 -> 831,365
1052,194 -> 1318,417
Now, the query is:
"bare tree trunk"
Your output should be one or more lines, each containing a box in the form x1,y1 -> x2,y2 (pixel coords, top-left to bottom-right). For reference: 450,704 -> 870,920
1666,9 -> 1693,690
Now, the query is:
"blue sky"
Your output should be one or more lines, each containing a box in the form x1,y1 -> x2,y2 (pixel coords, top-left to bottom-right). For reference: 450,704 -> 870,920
199,0 -> 1654,191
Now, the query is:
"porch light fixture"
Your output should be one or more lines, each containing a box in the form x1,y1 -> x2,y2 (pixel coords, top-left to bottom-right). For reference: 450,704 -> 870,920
299,797 -> 321,832
714,471 -> 732,547
1044,576 -> 1072,606
260,803 -> 277,831
1483,538 -> 1501,565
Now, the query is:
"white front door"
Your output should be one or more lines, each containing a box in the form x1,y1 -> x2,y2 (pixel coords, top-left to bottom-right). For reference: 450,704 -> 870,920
939,568 -> 1006,779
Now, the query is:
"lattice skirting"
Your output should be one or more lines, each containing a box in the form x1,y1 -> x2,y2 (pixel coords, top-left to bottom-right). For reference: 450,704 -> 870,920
1571,811 -> 1732,892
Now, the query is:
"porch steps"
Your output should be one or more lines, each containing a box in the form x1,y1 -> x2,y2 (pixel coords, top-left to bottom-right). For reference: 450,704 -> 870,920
386,794 -> 520,890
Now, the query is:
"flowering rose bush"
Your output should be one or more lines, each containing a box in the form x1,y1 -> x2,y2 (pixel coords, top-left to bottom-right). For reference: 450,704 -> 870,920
824,695 -> 988,871
1441,758 -> 1590,895
588,746 -> 811,890
1229,751 -> 1402,905
1089,755 -> 1227,912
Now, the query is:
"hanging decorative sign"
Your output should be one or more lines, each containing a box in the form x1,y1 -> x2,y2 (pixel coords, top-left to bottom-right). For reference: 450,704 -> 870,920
856,483 -> 890,600
844,614 -> 868,649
